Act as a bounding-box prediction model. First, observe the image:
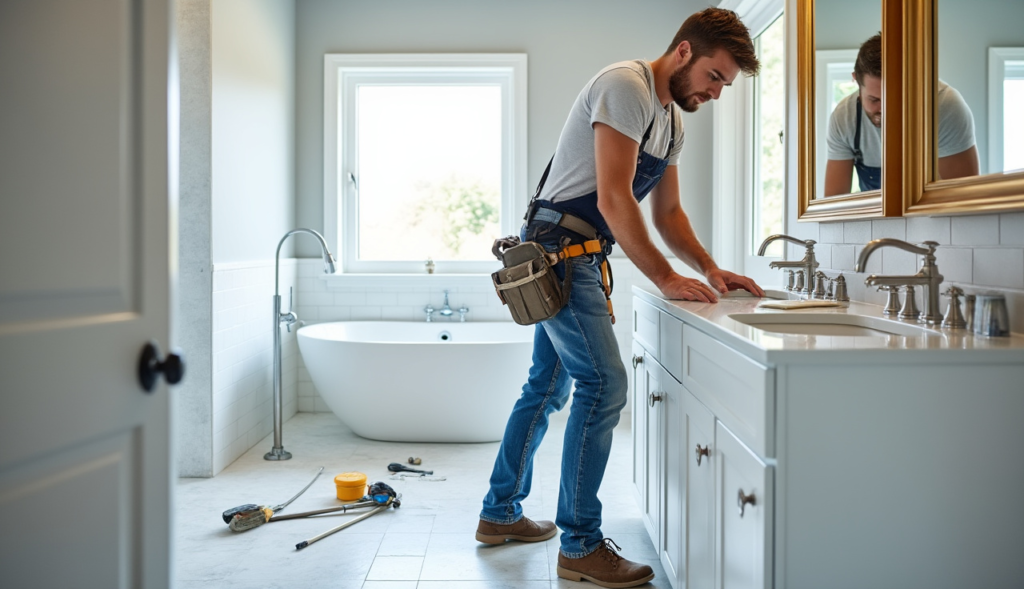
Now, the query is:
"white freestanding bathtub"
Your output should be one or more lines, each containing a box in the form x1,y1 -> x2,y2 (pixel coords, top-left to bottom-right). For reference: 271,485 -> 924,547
296,321 -> 534,442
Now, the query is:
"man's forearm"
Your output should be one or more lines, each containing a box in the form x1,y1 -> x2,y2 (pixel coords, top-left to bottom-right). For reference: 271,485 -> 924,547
654,208 -> 717,276
598,191 -> 677,287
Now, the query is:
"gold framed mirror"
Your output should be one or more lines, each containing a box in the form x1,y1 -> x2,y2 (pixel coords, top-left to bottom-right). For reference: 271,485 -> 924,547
798,0 -> 903,221
903,0 -> 1024,215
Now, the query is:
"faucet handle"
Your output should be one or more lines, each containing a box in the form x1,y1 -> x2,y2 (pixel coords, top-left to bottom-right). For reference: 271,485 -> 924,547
941,286 -> 966,329
878,285 -> 902,315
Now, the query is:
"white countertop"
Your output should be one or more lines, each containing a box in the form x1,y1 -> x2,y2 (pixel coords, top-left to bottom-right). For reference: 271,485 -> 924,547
633,285 -> 1024,366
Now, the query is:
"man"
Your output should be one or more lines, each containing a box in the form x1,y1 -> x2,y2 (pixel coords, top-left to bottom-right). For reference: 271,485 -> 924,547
824,33 -> 978,196
477,8 -> 764,588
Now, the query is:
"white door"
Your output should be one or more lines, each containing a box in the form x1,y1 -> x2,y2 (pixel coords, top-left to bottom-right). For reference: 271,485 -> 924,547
0,2 -> 176,588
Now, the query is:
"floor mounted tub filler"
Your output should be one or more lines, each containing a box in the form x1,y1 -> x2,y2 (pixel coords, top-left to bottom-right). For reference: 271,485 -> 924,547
297,321 -> 533,442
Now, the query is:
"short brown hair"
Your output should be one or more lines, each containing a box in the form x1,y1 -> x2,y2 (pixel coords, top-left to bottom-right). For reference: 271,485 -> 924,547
665,8 -> 760,76
854,33 -> 882,86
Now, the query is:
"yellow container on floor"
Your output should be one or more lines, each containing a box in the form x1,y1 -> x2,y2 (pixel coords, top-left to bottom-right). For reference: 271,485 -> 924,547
334,472 -> 367,501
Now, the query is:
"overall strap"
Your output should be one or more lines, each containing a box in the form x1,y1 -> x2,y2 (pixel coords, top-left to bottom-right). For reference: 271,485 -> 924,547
853,97 -> 864,164
663,108 -> 677,160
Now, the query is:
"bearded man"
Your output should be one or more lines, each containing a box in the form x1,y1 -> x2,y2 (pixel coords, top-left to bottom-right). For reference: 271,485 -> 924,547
824,33 -> 978,196
476,8 -> 764,588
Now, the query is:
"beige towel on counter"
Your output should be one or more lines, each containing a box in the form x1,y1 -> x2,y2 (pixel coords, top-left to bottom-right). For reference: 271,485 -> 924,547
757,300 -> 841,310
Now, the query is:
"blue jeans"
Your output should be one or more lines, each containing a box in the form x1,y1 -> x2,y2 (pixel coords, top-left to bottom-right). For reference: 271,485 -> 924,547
480,248 -> 628,558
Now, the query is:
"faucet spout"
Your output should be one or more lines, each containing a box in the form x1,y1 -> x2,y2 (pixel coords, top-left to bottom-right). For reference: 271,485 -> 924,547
758,234 -> 818,295
757,233 -> 815,257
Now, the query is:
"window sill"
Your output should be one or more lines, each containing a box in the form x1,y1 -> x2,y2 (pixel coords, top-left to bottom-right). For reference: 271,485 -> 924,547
321,273 -> 493,289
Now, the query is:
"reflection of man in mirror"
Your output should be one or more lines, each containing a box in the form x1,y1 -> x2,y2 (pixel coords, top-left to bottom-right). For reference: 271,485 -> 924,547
824,34 -> 979,196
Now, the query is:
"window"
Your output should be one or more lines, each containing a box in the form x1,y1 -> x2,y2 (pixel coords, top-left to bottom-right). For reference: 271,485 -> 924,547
324,54 -> 527,274
751,15 -> 786,257
988,48 -> 1024,174
815,50 -> 859,195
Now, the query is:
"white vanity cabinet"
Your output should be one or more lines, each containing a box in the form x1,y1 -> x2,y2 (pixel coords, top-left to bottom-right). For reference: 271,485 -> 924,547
632,297 -> 773,589
631,289 -> 1024,589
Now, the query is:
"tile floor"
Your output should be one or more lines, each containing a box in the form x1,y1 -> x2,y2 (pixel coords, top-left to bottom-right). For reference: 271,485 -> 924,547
175,411 -> 670,588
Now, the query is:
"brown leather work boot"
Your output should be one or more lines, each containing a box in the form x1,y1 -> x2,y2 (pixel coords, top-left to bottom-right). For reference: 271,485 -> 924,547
475,516 -> 557,544
556,538 -> 655,588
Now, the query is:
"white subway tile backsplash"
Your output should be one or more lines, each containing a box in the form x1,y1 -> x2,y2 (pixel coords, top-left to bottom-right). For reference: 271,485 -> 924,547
1001,212 -> 1024,246
871,218 -> 907,241
844,221 -> 872,244
881,248 -> 917,276
906,216 -> 951,245
973,248 -> 1024,289
207,260 -> 298,474
820,222 -> 843,244
935,247 -> 973,284
952,215 -> 1000,246
831,245 -> 856,271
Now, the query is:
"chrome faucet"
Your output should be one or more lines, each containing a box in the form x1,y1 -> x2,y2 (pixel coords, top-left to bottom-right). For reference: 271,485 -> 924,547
424,305 -> 435,322
855,239 -> 944,324
268,228 -> 336,461
438,290 -> 454,318
757,234 -> 819,295
458,305 -> 469,322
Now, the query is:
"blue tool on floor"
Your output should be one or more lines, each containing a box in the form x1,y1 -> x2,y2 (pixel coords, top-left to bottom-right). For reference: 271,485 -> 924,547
295,482 -> 401,550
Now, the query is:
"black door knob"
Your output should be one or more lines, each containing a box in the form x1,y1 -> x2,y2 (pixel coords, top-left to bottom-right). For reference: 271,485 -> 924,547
138,341 -> 185,393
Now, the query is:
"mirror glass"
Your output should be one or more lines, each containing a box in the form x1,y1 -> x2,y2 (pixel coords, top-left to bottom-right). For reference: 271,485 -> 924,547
935,0 -> 1024,180
813,0 -> 882,199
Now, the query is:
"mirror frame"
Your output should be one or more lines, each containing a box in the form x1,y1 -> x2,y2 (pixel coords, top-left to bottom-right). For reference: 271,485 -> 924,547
797,0 -> 903,221
902,0 -> 1024,215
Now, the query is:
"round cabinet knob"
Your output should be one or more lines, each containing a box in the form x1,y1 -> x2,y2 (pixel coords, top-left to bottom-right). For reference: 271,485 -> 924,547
648,392 -> 663,407
737,489 -> 757,518
695,444 -> 710,466
631,355 -> 643,369
138,341 -> 185,393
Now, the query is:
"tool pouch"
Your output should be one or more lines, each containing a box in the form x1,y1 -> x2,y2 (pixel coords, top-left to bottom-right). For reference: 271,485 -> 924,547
491,237 -> 571,326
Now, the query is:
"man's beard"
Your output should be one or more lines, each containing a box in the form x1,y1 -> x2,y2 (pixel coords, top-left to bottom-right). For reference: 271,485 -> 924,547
669,61 -> 711,113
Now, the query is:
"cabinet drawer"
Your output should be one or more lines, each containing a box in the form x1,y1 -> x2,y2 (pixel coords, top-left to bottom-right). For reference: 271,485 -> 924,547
682,325 -> 774,457
716,421 -> 773,589
633,298 -> 660,359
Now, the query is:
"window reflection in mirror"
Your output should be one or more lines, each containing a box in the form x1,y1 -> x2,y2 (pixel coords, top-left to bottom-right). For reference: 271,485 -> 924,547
813,0 -> 881,199
936,0 -> 1023,180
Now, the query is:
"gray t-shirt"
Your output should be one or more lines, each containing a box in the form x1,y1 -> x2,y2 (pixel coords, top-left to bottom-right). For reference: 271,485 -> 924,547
826,80 -> 975,165
539,60 -> 685,204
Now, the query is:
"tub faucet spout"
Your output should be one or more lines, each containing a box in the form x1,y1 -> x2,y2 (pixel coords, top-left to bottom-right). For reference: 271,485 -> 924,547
438,290 -> 454,317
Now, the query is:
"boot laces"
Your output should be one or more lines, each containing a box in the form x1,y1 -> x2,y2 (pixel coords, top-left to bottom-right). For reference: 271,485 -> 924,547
598,538 -> 623,568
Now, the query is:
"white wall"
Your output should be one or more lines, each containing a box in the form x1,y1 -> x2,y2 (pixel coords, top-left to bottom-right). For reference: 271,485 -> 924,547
212,0 -> 296,263
177,0 -> 299,476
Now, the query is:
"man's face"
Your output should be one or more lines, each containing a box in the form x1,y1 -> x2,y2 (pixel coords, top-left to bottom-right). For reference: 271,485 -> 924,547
669,47 -> 741,113
858,73 -> 882,127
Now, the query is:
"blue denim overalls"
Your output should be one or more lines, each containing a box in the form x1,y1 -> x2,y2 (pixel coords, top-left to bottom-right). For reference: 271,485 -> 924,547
853,97 -> 882,192
482,108 -> 678,558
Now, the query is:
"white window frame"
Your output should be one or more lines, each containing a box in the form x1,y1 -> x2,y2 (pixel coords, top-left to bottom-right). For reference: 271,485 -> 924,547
714,0 -> 784,285
323,53 -> 527,276
814,49 -> 858,196
988,47 -> 1024,174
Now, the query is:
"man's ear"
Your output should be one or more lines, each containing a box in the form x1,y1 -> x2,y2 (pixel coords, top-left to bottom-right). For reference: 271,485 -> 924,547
676,40 -> 692,66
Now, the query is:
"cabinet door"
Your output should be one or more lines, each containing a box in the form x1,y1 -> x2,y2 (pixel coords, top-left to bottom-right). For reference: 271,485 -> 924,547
659,366 -> 685,587
630,341 -> 647,511
640,353 -> 663,550
715,422 -> 773,589
684,390 -> 716,589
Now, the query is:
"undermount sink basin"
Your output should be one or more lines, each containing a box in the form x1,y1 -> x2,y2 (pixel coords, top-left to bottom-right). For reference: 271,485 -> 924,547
728,312 -> 934,337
